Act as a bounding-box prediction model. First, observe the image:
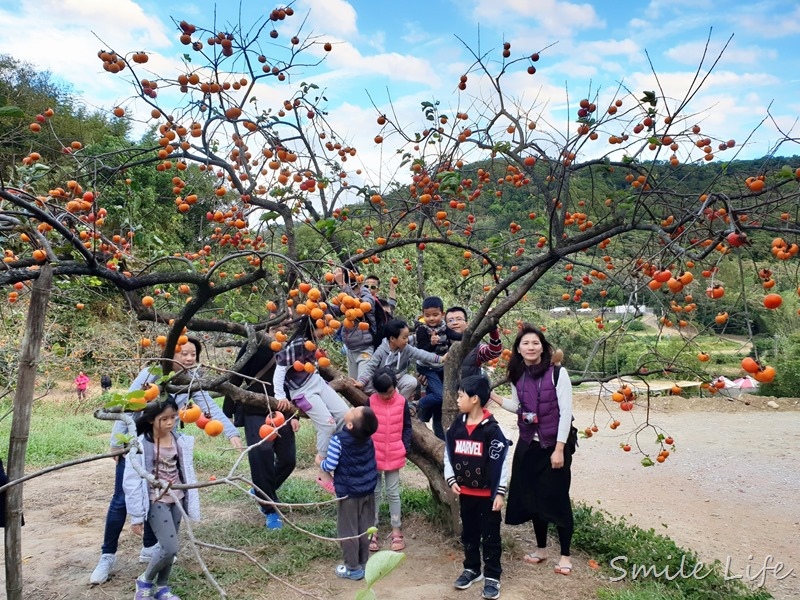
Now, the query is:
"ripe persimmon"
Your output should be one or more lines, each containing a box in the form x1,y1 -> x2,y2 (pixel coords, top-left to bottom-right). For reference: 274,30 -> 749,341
740,357 -> 760,374
204,419 -> 224,436
179,403 -> 202,423
259,424 -> 277,440
266,412 -> 286,427
763,293 -> 782,309
143,384 -> 160,402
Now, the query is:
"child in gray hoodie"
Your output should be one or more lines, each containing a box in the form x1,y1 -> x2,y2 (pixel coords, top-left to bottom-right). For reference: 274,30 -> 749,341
355,319 -> 445,401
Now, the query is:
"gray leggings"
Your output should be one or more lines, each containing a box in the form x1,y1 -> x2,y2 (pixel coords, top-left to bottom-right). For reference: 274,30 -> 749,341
144,501 -> 182,585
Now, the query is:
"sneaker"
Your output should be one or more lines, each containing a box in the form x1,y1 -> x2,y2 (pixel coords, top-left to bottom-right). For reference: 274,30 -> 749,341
89,553 -> 116,584
454,569 -> 484,589
139,544 -> 177,564
265,512 -> 283,530
135,575 -> 156,599
335,564 -> 365,580
154,586 -> 181,600
482,578 -> 501,599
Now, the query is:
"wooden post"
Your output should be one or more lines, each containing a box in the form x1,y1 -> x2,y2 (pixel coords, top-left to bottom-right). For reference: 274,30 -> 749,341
4,264 -> 52,600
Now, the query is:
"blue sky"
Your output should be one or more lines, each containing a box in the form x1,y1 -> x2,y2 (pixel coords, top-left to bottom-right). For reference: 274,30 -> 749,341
1,0 -> 798,166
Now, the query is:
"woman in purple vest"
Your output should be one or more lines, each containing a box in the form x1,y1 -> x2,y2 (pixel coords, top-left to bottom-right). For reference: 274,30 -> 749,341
494,324 -> 574,576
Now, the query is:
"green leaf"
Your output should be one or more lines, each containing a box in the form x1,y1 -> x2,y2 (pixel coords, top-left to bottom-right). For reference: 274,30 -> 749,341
127,390 -> 146,400
420,101 -> 434,109
641,456 -> 654,467
103,395 -> 128,409
0,106 -> 24,118
364,550 -> 406,587
126,400 -> 147,412
112,433 -> 133,445
639,91 -> 657,106
183,53 -> 191,62
354,589 -> 377,600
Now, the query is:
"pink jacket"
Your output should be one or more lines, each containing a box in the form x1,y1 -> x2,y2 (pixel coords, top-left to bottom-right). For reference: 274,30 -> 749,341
369,390 -> 408,471
74,374 -> 89,391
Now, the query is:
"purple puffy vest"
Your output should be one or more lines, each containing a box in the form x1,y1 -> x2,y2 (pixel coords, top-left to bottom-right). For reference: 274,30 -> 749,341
514,365 -> 560,448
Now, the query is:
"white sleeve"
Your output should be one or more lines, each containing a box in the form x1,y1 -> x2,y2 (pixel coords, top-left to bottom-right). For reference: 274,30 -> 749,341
122,449 -> 147,524
555,367 -> 573,444
272,365 -> 288,400
498,385 -> 521,413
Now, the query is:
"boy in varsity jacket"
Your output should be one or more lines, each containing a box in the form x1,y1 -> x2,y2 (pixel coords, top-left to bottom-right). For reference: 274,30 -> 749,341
444,375 -> 510,600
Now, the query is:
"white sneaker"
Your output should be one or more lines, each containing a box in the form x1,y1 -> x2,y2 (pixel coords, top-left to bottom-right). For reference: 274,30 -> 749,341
139,543 -> 177,564
89,553 -> 116,584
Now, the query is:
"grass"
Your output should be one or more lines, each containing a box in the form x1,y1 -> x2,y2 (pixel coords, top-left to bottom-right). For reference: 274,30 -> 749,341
0,397 -> 109,468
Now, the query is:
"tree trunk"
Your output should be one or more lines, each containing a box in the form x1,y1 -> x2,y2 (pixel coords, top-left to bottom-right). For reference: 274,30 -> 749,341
327,377 -> 461,534
4,263 -> 52,600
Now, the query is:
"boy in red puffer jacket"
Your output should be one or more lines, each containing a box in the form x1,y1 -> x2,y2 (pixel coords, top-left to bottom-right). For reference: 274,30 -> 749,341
368,368 -> 413,552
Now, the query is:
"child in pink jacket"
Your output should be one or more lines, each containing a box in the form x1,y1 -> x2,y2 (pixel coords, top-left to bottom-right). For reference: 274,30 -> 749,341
368,368 -> 412,552
74,371 -> 90,400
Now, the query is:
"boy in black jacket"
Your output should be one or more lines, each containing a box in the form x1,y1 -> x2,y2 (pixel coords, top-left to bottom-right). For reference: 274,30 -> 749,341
445,376 -> 510,600
415,296 -> 449,439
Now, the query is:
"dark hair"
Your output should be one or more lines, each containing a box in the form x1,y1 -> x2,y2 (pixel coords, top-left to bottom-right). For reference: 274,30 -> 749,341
185,336 -> 202,358
446,306 -> 468,320
136,396 -> 180,440
459,375 -> 491,407
422,296 -> 444,311
165,336 -> 203,375
384,319 -> 408,341
351,406 -> 379,440
507,323 -> 554,384
372,367 -> 397,394
365,274 -> 380,285
288,315 -> 316,343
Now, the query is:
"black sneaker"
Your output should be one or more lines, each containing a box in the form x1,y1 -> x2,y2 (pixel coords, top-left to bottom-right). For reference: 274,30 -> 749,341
454,569 -> 483,589
482,578 -> 501,599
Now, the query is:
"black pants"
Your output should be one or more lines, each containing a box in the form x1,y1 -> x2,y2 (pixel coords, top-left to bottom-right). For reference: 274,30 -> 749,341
460,495 -> 502,580
243,413 -> 296,515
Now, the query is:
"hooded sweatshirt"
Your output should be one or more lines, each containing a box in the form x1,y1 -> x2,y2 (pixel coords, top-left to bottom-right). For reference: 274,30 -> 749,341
357,338 -> 443,386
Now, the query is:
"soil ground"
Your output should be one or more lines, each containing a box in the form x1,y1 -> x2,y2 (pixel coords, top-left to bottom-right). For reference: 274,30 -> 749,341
1,389 -> 798,599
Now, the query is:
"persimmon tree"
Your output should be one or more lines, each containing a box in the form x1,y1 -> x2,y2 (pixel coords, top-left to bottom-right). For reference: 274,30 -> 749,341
1,6 -> 799,596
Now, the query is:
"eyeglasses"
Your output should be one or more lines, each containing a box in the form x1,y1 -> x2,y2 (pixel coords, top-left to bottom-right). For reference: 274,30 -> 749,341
446,316 -> 466,324
367,284 -> 379,290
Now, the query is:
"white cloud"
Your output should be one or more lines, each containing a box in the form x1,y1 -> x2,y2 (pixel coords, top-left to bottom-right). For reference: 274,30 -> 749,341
0,0 -> 173,107
302,40 -> 442,87
295,0 -> 358,38
664,40 -> 778,68
737,3 -> 800,38
470,0 -> 605,36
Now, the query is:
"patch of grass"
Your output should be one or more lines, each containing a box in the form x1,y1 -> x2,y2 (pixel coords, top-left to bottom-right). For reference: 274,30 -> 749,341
399,486 -> 445,522
294,423 -> 318,468
598,583 -> 684,600
0,399 -> 109,468
573,504 -> 772,600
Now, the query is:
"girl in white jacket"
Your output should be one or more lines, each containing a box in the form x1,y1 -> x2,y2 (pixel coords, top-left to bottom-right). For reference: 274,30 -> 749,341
124,397 -> 200,600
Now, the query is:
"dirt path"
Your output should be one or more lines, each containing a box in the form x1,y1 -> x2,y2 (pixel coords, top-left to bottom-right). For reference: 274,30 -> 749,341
1,394 -> 798,599
567,394 -> 800,600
